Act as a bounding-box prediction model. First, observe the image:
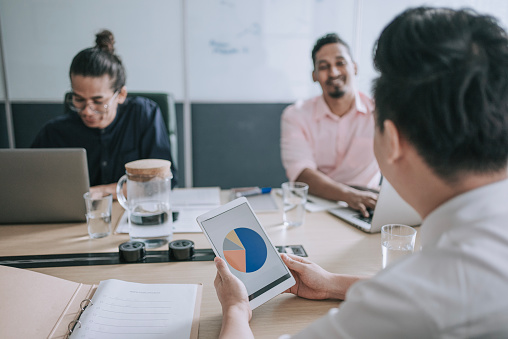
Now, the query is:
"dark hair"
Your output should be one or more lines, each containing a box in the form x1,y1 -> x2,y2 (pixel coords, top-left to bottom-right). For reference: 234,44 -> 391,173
373,7 -> 508,181
312,33 -> 352,67
69,29 -> 126,91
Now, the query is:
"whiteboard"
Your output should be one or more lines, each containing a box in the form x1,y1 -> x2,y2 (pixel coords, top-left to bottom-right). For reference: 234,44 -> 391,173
186,0 -> 357,102
2,0 -> 508,103
0,0 -> 183,101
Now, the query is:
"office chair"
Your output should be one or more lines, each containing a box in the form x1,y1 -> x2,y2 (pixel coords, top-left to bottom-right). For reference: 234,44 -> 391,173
64,91 -> 178,169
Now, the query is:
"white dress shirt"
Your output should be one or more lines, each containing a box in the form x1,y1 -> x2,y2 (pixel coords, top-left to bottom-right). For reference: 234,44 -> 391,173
286,178 -> 508,338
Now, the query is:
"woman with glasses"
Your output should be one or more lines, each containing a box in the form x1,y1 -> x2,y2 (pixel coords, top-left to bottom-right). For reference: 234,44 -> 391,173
32,30 -> 177,197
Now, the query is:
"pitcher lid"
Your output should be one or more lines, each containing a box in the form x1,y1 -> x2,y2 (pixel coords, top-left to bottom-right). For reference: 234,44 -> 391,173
124,159 -> 172,179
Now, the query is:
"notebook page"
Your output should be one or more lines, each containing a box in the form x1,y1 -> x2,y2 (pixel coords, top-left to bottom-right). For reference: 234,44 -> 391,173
70,280 -> 198,339
170,187 -> 221,208
115,187 -> 221,234
116,209 -> 205,233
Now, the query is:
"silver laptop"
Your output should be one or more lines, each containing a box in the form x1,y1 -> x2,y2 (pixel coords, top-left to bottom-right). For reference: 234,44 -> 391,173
0,148 -> 90,224
328,179 -> 421,233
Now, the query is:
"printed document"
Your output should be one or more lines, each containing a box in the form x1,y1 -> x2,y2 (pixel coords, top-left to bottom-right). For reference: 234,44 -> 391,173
70,280 -> 200,339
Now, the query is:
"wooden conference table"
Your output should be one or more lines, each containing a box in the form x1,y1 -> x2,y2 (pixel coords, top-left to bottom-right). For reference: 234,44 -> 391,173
0,191 -> 421,338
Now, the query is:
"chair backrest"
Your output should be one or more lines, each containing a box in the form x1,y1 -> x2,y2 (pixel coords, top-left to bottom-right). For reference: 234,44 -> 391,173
64,91 -> 178,169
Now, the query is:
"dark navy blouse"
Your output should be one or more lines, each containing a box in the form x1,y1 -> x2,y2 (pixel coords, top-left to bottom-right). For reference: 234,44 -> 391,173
32,96 -> 177,188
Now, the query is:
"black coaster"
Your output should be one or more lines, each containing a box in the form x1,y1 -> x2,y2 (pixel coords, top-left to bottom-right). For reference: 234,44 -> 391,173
119,241 -> 147,263
169,240 -> 195,260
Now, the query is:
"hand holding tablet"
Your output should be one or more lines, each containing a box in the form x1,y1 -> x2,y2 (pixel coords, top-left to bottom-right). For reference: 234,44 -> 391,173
196,197 -> 295,309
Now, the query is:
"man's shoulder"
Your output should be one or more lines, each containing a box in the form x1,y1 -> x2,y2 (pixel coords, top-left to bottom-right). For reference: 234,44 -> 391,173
357,91 -> 375,111
283,96 -> 320,117
354,242 -> 508,305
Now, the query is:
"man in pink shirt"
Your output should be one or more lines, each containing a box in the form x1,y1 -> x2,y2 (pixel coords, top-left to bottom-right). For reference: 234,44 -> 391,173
281,33 -> 380,217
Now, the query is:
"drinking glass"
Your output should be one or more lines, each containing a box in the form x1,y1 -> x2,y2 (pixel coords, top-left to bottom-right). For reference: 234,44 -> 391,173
83,192 -> 112,239
381,224 -> 417,268
282,182 -> 309,227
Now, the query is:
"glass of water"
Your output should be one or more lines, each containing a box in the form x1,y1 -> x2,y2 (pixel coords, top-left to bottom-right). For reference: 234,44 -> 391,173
381,224 -> 416,268
83,192 -> 112,239
282,182 -> 309,227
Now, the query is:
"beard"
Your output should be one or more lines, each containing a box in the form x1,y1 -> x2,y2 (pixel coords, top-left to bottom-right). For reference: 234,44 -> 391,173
328,86 -> 345,98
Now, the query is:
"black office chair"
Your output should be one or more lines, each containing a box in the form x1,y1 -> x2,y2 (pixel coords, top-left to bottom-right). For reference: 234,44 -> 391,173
64,91 -> 178,169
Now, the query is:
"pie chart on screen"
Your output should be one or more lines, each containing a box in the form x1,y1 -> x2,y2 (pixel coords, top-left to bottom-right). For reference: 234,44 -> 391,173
223,227 -> 267,273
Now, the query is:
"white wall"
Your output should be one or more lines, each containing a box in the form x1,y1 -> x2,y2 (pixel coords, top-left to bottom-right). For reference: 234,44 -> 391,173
0,0 -> 351,103
1,0 -> 508,102
0,0 -> 183,101
357,0 -> 508,94
0,10 -> 6,101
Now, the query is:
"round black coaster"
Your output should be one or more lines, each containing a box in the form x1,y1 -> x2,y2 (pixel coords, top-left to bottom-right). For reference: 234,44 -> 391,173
119,241 -> 147,262
168,240 -> 195,260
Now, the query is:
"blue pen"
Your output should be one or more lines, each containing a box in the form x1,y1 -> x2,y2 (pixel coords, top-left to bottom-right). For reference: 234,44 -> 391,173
236,187 -> 271,198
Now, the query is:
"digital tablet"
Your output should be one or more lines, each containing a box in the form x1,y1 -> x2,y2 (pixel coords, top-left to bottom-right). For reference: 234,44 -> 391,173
196,197 -> 295,309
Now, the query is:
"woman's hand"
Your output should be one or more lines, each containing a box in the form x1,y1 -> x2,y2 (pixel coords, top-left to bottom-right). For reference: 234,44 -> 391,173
90,183 -> 118,200
345,189 -> 378,218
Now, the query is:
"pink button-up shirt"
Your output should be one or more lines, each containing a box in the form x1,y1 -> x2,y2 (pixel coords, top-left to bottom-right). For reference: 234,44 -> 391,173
281,93 -> 380,188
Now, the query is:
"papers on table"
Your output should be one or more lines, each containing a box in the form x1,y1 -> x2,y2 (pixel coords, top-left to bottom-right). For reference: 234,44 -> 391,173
305,194 -> 345,212
228,189 -> 279,213
115,187 -> 221,234
273,188 -> 343,212
171,187 -> 221,209
70,279 -> 201,339
243,193 -> 279,212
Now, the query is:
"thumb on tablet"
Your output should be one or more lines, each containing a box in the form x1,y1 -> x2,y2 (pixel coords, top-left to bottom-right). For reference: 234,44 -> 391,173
215,257 -> 231,278
215,256 -> 226,269
281,253 -> 306,273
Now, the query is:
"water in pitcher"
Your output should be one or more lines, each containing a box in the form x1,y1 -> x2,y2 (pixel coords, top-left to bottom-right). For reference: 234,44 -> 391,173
129,201 -> 173,248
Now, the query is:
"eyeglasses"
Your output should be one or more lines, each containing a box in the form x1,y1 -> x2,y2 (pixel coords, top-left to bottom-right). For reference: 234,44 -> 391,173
66,91 -> 120,115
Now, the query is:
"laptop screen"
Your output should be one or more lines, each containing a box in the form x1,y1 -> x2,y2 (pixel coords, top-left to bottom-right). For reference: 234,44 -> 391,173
0,148 -> 90,224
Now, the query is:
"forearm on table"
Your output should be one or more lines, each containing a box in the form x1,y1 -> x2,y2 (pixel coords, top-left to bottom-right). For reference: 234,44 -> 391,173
296,168 -> 354,202
327,274 -> 368,300
90,183 -> 118,200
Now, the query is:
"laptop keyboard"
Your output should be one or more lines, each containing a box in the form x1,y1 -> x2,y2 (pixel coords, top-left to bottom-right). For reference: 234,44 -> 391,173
353,209 -> 373,224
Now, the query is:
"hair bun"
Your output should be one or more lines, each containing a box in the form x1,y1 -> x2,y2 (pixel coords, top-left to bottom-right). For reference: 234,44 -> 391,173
95,29 -> 115,54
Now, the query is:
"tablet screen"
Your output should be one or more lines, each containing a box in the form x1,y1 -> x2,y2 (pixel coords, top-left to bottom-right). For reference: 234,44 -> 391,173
199,201 -> 292,302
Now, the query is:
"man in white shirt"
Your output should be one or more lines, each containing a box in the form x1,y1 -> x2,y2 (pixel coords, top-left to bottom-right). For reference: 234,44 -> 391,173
212,6 -> 508,338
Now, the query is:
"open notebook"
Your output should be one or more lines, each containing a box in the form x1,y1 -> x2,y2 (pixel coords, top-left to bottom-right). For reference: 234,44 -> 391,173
0,265 -> 202,338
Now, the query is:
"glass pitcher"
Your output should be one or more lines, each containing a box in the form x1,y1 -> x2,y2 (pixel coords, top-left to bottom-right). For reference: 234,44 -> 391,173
117,159 -> 173,248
